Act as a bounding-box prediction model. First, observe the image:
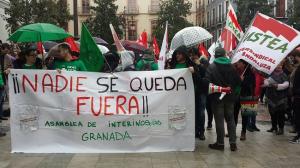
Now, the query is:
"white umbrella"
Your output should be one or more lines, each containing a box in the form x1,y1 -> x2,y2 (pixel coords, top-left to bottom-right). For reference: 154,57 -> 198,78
170,26 -> 213,51
97,44 -> 109,54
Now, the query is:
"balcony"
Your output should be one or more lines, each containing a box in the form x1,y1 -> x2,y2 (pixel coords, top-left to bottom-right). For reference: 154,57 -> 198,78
125,7 -> 139,15
148,5 -> 160,14
78,6 -> 92,16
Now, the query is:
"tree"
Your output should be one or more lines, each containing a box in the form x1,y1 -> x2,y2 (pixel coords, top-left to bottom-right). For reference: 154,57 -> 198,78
3,0 -> 72,34
31,0 -> 58,24
153,0 -> 193,45
3,0 -> 33,33
85,0 -> 122,44
237,0 -> 274,30
288,0 -> 300,30
55,0 -> 73,29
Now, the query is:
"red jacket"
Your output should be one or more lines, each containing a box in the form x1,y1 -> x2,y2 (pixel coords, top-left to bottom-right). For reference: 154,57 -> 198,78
254,71 -> 265,97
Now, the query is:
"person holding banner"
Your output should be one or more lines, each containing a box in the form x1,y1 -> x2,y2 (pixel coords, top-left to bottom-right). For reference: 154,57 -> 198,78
263,63 -> 289,135
168,46 -> 202,138
189,47 -> 208,140
234,60 -> 257,141
0,70 -> 6,137
205,47 -> 241,151
290,48 -> 300,143
13,48 -> 42,69
135,49 -> 158,71
53,43 -> 87,71
0,44 -> 12,121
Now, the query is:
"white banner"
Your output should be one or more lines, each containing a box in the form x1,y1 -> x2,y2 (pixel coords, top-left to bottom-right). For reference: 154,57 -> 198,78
232,13 -> 300,74
9,69 -> 195,153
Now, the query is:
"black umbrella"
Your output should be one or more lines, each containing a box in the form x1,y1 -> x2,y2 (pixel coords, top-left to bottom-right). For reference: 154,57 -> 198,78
77,37 -> 108,46
121,40 -> 147,54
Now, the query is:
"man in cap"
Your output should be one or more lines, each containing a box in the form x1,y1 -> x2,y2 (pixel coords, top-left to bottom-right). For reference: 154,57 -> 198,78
205,47 -> 241,151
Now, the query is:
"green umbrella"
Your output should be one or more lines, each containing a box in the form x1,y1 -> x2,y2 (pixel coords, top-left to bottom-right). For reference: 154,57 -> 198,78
8,23 -> 71,42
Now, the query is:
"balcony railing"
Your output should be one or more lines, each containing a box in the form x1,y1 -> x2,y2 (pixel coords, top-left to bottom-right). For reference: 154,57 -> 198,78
78,6 -> 92,16
125,7 -> 139,14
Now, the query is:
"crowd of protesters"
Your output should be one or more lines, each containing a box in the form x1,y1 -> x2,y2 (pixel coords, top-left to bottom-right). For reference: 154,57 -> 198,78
0,40 -> 300,151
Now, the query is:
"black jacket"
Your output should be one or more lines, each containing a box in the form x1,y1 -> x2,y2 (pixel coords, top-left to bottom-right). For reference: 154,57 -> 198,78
293,66 -> 300,98
205,62 -> 241,102
240,67 -> 255,97
194,64 -> 209,95
13,57 -> 43,69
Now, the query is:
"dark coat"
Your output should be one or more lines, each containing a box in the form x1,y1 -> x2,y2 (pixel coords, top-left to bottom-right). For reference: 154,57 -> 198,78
13,57 -> 43,69
170,46 -> 204,94
292,66 -> 300,98
265,72 -> 288,108
195,64 -> 209,95
240,67 -> 256,97
205,61 -> 241,102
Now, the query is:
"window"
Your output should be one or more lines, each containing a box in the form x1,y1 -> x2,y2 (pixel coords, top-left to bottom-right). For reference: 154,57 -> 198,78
82,0 -> 90,15
128,20 -> 137,40
218,4 -> 222,22
207,11 -> 210,27
151,20 -> 158,38
226,1 -> 229,14
150,0 -> 160,13
222,2 -> 225,21
276,0 -> 286,17
212,8 -> 215,25
128,0 -> 138,13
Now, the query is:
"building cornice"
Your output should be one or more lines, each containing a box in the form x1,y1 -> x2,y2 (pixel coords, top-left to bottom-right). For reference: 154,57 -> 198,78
0,0 -> 9,9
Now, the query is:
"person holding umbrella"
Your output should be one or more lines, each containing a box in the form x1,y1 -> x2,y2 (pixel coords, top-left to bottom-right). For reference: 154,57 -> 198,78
8,23 -> 72,68
168,46 -> 204,139
53,43 -> 87,72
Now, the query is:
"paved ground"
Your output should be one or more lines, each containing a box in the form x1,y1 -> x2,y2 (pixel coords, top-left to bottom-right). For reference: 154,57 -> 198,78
1,104 -> 300,168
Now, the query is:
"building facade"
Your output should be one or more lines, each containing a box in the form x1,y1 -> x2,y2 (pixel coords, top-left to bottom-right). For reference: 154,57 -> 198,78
269,0 -> 291,19
0,0 -> 9,42
201,0 -> 294,45
199,0 -> 237,44
67,0 -> 198,41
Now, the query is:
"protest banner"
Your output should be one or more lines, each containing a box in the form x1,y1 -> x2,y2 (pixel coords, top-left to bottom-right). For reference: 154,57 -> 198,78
232,13 -> 300,74
9,69 -> 195,153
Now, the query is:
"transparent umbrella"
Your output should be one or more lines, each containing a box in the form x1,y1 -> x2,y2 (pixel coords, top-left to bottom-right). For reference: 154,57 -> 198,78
170,26 -> 212,51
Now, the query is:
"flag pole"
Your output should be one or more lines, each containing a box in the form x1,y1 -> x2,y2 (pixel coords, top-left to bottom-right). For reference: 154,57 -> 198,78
241,64 -> 249,77
39,35 -> 46,69
103,52 -> 113,73
226,28 -> 229,50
